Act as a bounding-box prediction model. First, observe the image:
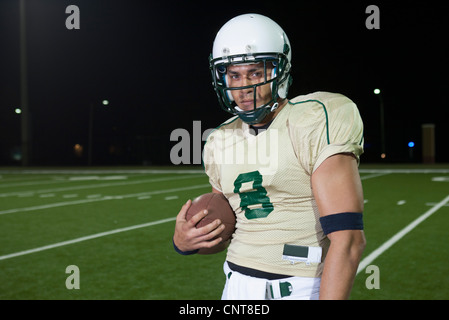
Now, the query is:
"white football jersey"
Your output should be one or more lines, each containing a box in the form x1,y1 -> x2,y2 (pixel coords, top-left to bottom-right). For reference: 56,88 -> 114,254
203,92 -> 364,278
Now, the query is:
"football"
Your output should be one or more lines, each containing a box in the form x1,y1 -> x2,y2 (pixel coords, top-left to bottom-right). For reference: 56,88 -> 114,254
185,192 -> 236,254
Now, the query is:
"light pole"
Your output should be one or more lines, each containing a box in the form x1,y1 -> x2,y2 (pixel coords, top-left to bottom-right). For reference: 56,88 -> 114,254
88,99 -> 110,165
20,0 -> 30,166
374,88 -> 386,159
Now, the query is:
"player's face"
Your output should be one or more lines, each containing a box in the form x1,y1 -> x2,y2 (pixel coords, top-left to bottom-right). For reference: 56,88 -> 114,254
227,62 -> 273,111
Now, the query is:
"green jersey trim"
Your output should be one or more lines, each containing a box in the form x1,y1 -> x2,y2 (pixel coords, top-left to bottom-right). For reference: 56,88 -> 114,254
288,99 -> 330,145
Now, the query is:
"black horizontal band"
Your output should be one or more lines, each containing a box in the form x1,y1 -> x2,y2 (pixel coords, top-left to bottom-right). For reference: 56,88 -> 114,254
319,212 -> 364,235
227,261 -> 291,280
173,238 -> 199,255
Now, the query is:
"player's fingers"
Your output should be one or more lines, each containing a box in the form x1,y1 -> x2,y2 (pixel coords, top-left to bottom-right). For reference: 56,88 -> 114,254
186,208 -> 209,227
195,218 -> 222,236
198,223 -> 225,241
200,236 -> 223,249
176,199 -> 192,222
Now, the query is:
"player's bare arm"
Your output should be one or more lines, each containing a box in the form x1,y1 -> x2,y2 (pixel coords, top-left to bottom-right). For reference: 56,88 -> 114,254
173,199 -> 225,252
311,153 -> 366,300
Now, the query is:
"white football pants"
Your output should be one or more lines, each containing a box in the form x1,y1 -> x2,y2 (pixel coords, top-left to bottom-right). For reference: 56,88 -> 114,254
221,261 -> 321,300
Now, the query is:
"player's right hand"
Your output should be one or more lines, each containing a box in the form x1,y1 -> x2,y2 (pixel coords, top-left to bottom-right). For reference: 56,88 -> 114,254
173,199 -> 225,252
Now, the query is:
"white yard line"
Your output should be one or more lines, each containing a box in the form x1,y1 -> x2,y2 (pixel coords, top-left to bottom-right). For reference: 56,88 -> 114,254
0,174 -> 204,198
0,182 -> 212,260
425,202 -> 449,207
359,169 -> 449,174
0,179 -> 70,189
357,194 -> 449,275
360,172 -> 390,180
0,169 -> 204,174
0,217 -> 177,261
0,183 -> 210,215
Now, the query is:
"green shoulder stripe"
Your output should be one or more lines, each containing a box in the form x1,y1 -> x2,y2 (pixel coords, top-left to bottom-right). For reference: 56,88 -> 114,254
288,99 -> 330,144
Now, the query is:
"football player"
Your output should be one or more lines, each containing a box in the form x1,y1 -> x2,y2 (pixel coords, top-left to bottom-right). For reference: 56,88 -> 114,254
173,13 -> 366,300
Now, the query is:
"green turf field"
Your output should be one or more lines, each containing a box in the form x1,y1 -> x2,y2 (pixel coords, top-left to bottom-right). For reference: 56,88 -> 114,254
0,165 -> 448,300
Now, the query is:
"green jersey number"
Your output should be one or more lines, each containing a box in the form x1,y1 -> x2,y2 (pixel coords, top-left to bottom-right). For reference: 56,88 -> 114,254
233,170 -> 274,220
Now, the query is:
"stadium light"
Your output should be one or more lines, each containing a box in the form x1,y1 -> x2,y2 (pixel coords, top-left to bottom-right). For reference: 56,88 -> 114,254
408,141 -> 415,161
374,88 -> 386,159
88,99 -> 111,165
15,108 -> 22,114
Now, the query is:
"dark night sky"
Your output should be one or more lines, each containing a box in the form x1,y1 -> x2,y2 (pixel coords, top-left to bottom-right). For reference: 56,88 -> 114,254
0,0 -> 448,165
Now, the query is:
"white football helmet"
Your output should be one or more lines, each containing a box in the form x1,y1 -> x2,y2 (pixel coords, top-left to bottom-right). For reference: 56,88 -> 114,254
209,14 -> 292,124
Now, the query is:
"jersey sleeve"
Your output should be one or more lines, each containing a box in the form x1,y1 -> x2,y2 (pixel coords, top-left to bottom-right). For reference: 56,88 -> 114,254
288,93 -> 364,175
312,96 -> 364,173
203,130 -> 222,192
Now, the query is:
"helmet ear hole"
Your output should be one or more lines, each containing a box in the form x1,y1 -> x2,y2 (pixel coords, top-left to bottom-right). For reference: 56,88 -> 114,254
278,85 -> 287,99
277,74 -> 292,99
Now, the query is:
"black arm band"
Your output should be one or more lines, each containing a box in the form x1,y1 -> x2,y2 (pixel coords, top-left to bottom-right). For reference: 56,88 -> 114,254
319,212 -> 364,235
173,238 -> 199,255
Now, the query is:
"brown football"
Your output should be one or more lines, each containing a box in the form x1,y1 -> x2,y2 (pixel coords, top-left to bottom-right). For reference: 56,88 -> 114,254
185,192 -> 236,254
